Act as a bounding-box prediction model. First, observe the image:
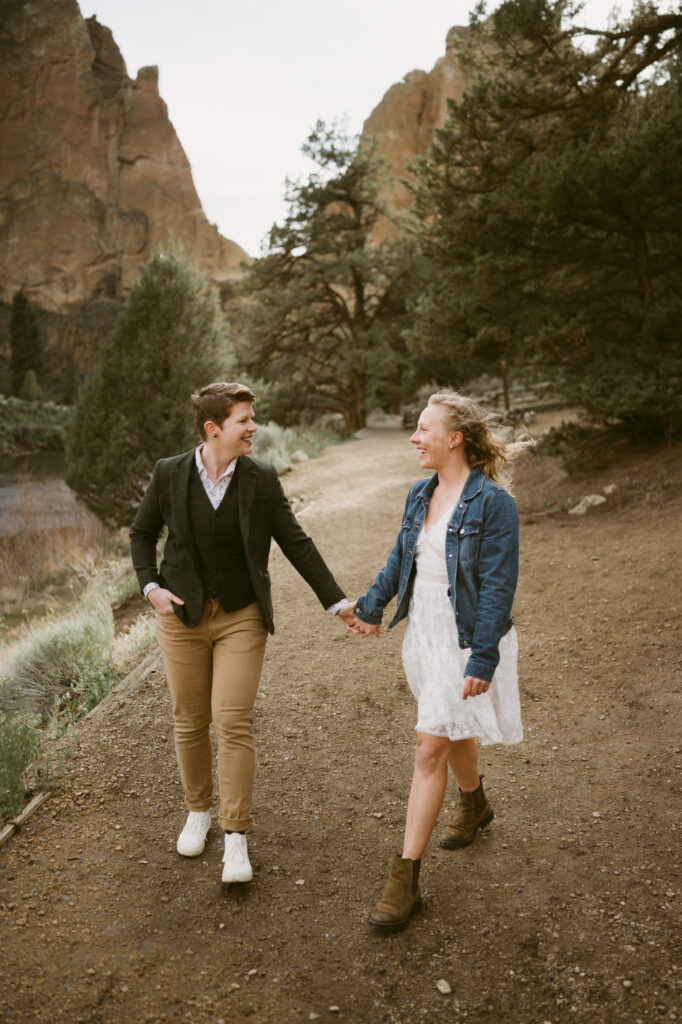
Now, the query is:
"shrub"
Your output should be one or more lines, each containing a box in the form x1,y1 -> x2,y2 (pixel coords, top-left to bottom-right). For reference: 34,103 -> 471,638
0,395 -> 71,456
18,369 -> 43,402
535,421 -> 618,473
253,422 -> 297,473
0,591 -> 115,721
253,421 -> 342,473
0,711 -> 42,819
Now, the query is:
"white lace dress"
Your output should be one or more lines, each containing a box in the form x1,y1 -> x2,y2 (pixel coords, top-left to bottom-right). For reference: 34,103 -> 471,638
401,506 -> 523,745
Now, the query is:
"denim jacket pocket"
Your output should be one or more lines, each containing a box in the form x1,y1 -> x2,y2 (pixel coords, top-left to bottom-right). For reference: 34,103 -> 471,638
456,518 -> 481,565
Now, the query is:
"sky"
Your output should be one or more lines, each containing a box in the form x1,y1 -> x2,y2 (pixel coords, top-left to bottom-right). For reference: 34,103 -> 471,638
81,0 -> 639,257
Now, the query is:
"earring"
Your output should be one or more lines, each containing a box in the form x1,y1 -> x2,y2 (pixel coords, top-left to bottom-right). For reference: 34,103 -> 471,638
449,444 -> 455,449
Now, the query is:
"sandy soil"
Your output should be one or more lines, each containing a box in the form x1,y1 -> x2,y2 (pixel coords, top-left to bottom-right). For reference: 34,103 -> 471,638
1,425 -> 680,1024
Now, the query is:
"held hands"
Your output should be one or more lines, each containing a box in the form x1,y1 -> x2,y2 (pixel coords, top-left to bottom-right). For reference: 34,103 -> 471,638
337,600 -> 381,639
462,675 -> 490,700
148,588 -> 185,614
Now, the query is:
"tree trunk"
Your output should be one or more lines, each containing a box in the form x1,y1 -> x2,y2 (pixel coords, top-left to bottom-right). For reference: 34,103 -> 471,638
345,372 -> 366,433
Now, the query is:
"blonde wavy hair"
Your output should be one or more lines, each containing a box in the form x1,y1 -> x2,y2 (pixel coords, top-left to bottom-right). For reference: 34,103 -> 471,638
428,389 -> 534,489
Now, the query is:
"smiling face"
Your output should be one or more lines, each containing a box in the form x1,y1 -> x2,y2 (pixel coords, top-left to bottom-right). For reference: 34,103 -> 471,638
410,403 -> 463,471
206,401 -> 257,459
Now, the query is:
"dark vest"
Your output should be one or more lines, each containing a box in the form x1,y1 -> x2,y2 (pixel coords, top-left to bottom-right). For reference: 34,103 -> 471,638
188,462 -> 257,613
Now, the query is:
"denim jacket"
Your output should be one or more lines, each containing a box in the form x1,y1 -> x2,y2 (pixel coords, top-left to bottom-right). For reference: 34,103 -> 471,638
354,467 -> 519,682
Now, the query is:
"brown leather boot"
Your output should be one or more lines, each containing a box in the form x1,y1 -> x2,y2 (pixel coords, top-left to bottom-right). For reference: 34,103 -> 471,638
439,775 -> 493,849
369,855 -> 422,932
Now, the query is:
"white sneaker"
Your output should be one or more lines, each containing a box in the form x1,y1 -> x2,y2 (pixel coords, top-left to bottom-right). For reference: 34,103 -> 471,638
222,833 -> 253,883
176,810 -> 212,857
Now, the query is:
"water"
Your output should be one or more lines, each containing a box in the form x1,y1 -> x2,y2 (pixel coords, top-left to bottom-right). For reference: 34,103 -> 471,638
0,452 -> 83,537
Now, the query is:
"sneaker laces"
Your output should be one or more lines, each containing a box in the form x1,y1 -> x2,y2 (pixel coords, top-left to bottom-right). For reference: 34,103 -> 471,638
184,812 -> 210,834
224,835 -> 245,862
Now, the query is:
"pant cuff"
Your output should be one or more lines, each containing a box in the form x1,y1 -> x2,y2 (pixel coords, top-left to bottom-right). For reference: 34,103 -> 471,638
220,816 -> 251,832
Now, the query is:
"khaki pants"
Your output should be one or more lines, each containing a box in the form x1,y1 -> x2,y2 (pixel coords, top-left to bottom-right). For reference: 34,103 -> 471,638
155,600 -> 268,831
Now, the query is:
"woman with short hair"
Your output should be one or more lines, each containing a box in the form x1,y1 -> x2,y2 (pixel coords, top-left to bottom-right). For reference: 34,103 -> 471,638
131,382 -> 351,883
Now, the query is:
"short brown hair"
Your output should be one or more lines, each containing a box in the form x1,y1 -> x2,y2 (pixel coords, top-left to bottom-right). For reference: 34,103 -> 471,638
191,382 -> 256,440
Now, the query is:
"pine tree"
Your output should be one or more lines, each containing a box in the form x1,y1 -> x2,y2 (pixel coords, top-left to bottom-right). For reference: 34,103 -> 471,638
65,248 -> 232,526
9,289 -> 42,396
407,1 -> 682,440
18,369 -> 43,402
238,122 -> 421,434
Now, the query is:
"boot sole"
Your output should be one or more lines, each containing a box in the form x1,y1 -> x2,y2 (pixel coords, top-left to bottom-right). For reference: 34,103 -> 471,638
369,896 -> 422,933
439,809 -> 494,850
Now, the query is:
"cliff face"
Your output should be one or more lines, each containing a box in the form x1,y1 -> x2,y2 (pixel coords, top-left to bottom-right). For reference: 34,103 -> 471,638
361,27 -> 473,240
0,0 -> 247,316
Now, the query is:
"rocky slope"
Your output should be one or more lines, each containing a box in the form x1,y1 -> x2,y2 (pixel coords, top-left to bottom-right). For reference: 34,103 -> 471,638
0,0 -> 248,395
361,26 -> 473,241
0,0 -> 246,314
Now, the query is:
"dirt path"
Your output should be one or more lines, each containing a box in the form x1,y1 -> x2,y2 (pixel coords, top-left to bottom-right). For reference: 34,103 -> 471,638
1,427 -> 680,1024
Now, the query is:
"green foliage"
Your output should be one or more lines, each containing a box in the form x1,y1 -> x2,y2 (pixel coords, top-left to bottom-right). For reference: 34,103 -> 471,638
407,1 -> 682,440
0,395 -> 71,456
535,420 -> 615,472
238,122 -> 424,434
65,246 -> 232,527
252,420 -> 342,473
18,369 -> 43,402
0,710 -> 42,819
0,590 -> 116,722
9,289 -> 42,396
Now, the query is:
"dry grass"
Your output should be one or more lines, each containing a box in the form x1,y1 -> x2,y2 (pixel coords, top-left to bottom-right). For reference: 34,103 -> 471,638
0,709 -> 43,818
0,472 -> 111,595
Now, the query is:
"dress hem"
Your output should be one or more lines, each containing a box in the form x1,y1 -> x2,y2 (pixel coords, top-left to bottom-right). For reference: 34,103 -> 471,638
414,724 -> 523,746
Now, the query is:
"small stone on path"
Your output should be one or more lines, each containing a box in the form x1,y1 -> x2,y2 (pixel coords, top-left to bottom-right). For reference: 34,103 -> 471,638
436,979 -> 452,995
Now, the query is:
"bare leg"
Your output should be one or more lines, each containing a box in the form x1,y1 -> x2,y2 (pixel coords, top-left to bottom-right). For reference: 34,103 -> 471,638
447,737 -> 480,792
402,733 -> 453,860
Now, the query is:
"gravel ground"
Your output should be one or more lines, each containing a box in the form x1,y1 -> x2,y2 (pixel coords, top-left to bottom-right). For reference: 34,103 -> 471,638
0,424 -> 680,1024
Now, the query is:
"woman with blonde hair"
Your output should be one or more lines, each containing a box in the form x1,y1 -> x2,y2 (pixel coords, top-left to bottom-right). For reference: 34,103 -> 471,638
348,390 -> 531,931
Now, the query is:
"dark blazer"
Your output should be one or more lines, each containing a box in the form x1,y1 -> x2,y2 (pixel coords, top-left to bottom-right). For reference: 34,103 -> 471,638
130,449 -> 345,632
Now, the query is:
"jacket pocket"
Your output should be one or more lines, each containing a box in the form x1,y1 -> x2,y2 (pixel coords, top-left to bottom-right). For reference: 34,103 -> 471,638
457,519 -> 481,564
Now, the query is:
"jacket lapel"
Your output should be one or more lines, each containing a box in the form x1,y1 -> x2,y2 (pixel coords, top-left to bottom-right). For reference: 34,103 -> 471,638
170,449 -> 202,576
236,456 -> 257,550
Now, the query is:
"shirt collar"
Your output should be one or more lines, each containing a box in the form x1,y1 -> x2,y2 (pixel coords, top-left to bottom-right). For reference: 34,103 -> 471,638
195,445 -> 238,486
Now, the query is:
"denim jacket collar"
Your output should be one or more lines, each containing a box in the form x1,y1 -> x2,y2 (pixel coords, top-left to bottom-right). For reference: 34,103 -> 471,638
416,466 -> 485,517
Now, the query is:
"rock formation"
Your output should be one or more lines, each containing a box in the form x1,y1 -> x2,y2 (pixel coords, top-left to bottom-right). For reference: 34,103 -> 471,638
361,27 -> 474,241
0,0 -> 247,316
